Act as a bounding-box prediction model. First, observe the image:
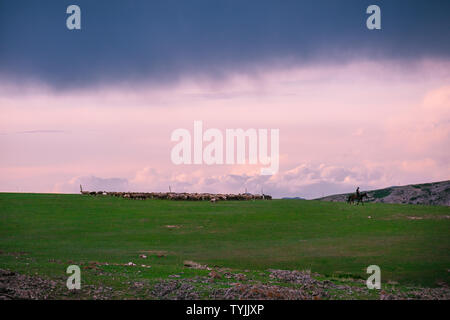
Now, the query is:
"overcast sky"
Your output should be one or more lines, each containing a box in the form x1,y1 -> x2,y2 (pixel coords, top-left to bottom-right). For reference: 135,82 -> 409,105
1,1 -> 449,198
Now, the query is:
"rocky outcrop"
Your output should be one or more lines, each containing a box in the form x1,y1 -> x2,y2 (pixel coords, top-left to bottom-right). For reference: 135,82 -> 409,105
317,180 -> 450,206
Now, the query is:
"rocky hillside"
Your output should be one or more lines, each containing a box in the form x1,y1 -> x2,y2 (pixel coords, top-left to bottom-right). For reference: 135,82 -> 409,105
317,180 -> 450,206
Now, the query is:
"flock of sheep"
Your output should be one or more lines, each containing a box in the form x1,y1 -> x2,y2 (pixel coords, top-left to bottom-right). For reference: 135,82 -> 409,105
80,186 -> 272,202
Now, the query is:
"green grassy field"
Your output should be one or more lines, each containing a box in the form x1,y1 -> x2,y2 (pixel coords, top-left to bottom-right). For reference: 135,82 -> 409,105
0,193 -> 449,299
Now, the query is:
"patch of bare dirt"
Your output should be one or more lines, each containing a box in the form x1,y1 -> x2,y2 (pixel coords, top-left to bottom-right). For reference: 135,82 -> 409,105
2,268 -> 449,300
406,215 -> 450,220
139,250 -> 169,257
380,214 -> 450,221
0,269 -> 58,300
184,260 -> 210,270
380,286 -> 450,300
213,283 -> 323,299
151,280 -> 200,300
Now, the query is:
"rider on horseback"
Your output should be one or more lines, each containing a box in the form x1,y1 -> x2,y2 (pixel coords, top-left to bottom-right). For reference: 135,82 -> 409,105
347,187 -> 367,205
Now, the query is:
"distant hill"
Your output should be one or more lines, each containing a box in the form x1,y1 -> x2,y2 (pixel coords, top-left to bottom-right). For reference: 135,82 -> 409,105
282,197 -> 306,200
316,180 -> 450,206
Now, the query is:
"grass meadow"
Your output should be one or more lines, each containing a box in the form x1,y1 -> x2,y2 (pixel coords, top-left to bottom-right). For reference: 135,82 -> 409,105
0,193 -> 449,299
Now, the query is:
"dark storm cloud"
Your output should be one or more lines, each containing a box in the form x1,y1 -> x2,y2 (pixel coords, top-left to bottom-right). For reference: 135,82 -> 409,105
0,0 -> 449,88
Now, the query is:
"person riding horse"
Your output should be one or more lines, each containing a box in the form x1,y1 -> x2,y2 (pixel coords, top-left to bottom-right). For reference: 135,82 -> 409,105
347,187 -> 368,205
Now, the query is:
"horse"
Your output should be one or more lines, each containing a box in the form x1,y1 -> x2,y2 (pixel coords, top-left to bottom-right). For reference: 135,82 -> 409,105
347,192 -> 368,205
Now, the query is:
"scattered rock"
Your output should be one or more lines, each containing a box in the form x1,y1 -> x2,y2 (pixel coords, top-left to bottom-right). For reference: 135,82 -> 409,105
0,269 -> 57,299
151,280 -> 199,299
317,180 -> 450,206
209,271 -> 222,279
184,260 -> 208,270
234,273 -> 247,281
2,266 -> 449,300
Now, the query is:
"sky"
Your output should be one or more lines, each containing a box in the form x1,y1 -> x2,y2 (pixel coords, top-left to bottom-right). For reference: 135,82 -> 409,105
0,0 -> 449,198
